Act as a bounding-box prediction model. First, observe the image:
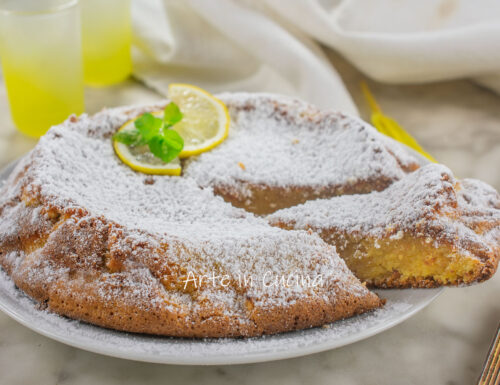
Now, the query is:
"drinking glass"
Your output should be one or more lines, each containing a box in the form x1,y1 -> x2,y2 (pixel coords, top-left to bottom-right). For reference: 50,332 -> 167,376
81,0 -> 132,86
0,0 -> 84,138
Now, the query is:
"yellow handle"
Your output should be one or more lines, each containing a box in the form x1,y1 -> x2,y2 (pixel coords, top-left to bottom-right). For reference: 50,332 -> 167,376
361,82 -> 436,163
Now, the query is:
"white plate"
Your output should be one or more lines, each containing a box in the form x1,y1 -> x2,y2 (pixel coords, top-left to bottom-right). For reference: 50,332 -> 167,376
0,154 -> 443,365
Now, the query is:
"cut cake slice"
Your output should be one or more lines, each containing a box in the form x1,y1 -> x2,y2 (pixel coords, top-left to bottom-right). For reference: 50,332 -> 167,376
268,164 -> 500,288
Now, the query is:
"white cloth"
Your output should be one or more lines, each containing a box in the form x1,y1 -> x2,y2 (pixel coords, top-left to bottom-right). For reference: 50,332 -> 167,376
132,0 -> 500,115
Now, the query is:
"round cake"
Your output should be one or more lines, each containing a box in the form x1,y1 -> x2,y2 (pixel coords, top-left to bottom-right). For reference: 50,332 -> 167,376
0,93 -> 426,338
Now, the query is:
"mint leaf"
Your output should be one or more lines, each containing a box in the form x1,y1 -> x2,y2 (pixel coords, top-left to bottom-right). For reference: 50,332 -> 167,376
113,106 -> 185,166
162,129 -> 184,152
135,113 -> 162,141
148,130 -> 184,164
163,102 -> 183,127
112,129 -> 143,146
148,136 -> 179,164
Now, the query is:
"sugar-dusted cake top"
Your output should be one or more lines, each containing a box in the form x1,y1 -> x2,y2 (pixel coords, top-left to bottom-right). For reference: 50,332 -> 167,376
184,93 -> 420,192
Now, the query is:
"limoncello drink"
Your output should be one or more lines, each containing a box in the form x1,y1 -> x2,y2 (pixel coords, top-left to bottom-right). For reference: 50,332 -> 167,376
0,0 -> 84,138
81,0 -> 132,86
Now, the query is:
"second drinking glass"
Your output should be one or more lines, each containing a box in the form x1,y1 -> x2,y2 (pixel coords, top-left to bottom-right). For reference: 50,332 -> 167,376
81,0 -> 132,86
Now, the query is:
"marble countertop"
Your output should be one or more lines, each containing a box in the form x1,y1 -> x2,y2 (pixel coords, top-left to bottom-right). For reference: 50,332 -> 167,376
0,51 -> 499,385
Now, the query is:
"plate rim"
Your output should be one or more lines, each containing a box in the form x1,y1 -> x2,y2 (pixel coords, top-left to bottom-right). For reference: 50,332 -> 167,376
0,284 -> 443,365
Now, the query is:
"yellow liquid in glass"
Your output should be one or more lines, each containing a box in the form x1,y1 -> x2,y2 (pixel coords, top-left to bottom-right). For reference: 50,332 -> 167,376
82,0 -> 132,86
2,61 -> 84,138
0,1 -> 84,137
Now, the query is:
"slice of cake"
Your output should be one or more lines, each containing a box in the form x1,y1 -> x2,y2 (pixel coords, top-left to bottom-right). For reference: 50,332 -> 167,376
184,93 -> 420,214
268,164 -> 500,288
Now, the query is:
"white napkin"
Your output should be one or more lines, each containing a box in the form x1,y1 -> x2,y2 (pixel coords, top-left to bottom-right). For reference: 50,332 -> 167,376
132,0 -> 358,114
265,0 -> 500,88
132,0 -> 500,114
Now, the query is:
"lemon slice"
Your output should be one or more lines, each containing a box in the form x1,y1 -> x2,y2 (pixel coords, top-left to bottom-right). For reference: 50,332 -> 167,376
168,83 -> 230,158
113,121 -> 182,176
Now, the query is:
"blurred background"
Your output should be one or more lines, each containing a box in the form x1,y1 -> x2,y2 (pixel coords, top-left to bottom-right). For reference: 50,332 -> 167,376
0,1 -> 498,384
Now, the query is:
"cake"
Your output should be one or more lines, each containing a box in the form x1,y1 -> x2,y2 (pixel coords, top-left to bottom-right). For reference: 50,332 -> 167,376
268,164 -> 500,288
3,92 -> 496,337
0,93 -> 395,338
185,93 -> 420,214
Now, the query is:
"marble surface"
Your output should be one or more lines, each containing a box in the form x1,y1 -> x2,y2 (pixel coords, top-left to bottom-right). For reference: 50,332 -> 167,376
0,50 -> 499,384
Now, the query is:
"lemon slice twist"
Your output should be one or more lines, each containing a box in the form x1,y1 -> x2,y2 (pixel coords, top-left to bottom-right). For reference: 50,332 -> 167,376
113,84 -> 230,175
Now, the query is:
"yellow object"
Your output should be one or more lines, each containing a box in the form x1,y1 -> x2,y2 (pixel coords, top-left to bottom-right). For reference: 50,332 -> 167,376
113,130 -> 182,175
361,82 -> 436,162
81,0 -> 132,86
2,64 -> 84,138
168,83 -> 230,158
0,0 -> 84,138
338,234 -> 482,287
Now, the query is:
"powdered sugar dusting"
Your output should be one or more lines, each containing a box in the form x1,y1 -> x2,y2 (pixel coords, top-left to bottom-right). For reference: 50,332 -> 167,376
185,93 -> 418,191
20,117 -> 365,304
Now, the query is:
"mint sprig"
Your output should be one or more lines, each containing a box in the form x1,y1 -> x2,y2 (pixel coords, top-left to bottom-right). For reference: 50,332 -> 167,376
113,102 -> 184,163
